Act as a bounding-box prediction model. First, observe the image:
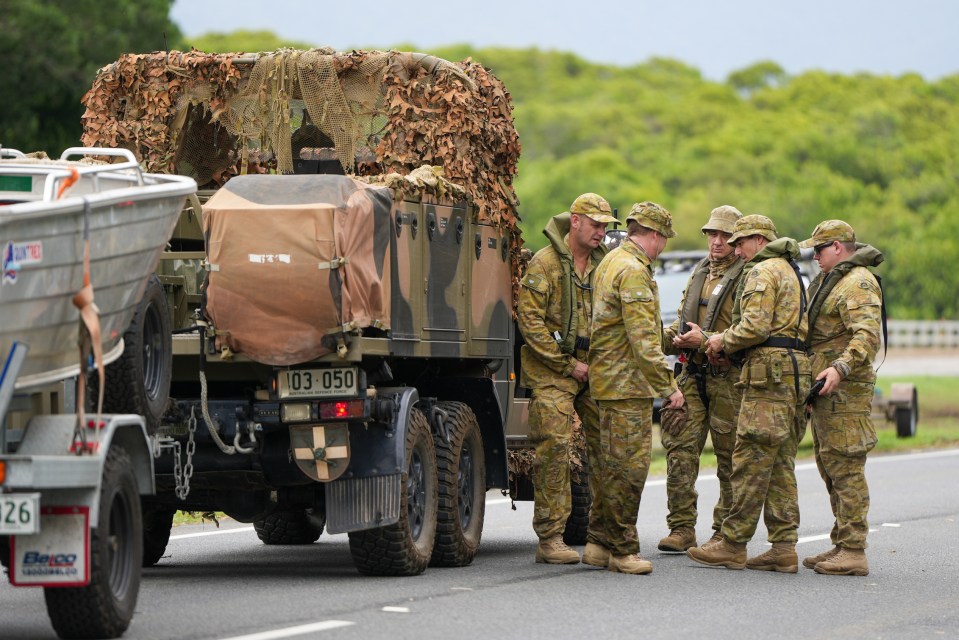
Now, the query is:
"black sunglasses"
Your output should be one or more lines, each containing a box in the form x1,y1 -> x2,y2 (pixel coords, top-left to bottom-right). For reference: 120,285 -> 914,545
814,242 -> 834,255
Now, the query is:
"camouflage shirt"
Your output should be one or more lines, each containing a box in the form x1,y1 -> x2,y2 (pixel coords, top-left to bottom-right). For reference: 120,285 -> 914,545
518,235 -> 597,391
807,265 -> 882,382
589,239 -> 677,400
721,239 -> 808,354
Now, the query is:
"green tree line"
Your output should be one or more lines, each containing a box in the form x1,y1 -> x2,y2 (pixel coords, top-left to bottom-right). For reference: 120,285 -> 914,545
3,12 -> 956,319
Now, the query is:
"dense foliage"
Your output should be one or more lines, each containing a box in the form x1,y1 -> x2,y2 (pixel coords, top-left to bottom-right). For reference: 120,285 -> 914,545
3,13 -> 956,318
0,0 -> 183,154
427,46 -> 959,320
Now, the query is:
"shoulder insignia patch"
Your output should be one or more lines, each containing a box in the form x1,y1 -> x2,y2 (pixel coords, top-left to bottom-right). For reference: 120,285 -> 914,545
622,288 -> 653,303
859,281 -> 870,289
522,274 -> 547,293
748,270 -> 760,279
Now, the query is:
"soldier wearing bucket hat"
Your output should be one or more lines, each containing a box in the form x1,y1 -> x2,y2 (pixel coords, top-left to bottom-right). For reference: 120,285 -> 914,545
658,205 -> 746,553
517,193 -> 615,565
800,219 -> 883,577
583,201 -> 683,575
690,213 -> 812,574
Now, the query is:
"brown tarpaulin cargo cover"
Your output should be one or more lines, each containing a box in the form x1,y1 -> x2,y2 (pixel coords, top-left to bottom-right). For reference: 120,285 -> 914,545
203,175 -> 394,365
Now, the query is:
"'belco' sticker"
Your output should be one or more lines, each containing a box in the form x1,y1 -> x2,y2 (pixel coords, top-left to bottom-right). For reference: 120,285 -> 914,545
3,240 -> 43,285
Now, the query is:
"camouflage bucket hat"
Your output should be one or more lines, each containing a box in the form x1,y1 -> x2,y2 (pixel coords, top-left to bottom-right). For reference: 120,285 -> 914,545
701,205 -> 742,235
626,201 -> 675,238
727,214 -> 778,245
568,192 -> 617,224
798,219 -> 856,249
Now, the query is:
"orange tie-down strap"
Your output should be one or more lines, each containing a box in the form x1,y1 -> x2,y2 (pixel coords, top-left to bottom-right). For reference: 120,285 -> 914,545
72,281 -> 104,452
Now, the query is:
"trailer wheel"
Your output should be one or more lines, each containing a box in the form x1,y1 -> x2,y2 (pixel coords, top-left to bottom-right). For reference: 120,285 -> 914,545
142,507 -> 176,567
895,405 -> 918,438
45,446 -> 143,639
348,408 -> 438,576
89,274 -> 172,435
254,509 -> 324,545
563,471 -> 591,547
430,402 -> 486,567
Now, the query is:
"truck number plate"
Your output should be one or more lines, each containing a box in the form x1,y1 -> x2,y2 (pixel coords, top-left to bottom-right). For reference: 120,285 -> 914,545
278,368 -> 358,399
0,493 -> 40,535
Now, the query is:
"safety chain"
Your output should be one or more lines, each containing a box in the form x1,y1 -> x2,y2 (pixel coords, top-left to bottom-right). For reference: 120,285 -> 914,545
153,406 -> 197,500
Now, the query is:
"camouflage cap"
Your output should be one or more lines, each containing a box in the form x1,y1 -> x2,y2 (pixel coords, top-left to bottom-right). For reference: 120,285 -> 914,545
798,219 -> 856,249
727,214 -> 778,245
568,193 -> 617,224
626,201 -> 676,238
701,205 -> 742,235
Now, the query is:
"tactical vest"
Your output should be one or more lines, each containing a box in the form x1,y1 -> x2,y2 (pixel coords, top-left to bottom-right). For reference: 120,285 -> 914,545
678,257 -> 744,334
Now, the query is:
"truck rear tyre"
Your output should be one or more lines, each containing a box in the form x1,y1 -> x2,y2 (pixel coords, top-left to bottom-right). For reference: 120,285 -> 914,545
142,507 -> 176,567
89,274 -> 172,435
254,509 -> 324,545
348,408 -> 438,576
45,446 -> 143,639
563,472 -> 591,547
430,402 -> 486,567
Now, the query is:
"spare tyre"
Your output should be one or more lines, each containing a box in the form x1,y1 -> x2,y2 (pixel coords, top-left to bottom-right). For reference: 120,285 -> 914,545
89,274 -> 172,434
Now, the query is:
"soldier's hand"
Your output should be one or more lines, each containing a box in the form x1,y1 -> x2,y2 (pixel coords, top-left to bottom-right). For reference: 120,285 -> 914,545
817,367 -> 841,395
704,333 -> 724,358
673,322 -> 705,349
571,360 -> 589,383
664,389 -> 684,410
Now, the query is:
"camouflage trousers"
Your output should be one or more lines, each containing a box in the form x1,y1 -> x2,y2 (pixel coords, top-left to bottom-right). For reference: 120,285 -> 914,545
810,384 -> 877,549
721,349 -> 810,544
529,382 -> 601,540
585,398 -> 653,556
662,364 -> 740,532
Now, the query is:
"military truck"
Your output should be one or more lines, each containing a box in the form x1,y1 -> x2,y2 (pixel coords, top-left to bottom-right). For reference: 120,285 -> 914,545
80,48 -> 523,576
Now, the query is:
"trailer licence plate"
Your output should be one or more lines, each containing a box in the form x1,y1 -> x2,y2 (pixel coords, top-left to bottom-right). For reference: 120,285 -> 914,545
278,367 -> 359,399
0,493 -> 41,535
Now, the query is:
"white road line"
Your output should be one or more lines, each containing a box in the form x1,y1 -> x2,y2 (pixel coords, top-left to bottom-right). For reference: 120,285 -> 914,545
170,526 -> 254,541
219,620 -> 354,640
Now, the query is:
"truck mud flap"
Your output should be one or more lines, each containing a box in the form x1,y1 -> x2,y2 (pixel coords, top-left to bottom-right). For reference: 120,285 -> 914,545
325,474 -> 401,534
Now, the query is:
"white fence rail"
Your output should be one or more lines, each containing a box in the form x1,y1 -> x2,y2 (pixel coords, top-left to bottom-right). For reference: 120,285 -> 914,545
887,320 -> 959,348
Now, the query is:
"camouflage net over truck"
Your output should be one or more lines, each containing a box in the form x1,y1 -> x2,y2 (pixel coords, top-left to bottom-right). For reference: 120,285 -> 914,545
80,48 -> 523,288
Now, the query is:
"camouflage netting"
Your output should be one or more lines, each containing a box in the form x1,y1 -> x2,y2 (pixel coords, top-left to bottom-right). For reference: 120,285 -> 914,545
80,48 -> 524,300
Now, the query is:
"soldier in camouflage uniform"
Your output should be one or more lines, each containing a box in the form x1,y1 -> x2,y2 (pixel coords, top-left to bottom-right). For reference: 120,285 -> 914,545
584,202 -> 684,575
517,193 -> 618,564
688,214 -> 811,573
799,220 -> 883,576
658,205 -> 745,553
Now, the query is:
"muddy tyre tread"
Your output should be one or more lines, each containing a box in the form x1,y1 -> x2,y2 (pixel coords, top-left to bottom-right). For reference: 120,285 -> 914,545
89,274 -> 172,435
430,401 -> 486,567
142,507 -> 176,566
254,510 -> 323,545
563,471 -> 591,547
348,408 -> 437,576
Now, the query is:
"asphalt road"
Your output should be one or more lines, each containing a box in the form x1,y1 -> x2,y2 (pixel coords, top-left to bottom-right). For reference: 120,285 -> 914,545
2,448 -> 958,640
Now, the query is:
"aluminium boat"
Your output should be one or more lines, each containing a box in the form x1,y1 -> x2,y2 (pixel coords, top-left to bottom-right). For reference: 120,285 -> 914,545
0,147 -> 196,391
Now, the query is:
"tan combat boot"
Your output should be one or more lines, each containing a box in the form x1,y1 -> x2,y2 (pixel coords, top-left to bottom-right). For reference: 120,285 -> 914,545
703,530 -> 724,548
746,542 -> 798,573
686,538 -> 747,570
582,542 -> 610,568
814,548 -> 869,576
535,535 -> 580,564
608,553 -> 653,575
657,526 -> 697,553
802,545 -> 840,570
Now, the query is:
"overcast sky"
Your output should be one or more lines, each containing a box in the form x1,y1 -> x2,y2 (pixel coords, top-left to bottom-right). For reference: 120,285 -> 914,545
170,0 -> 959,81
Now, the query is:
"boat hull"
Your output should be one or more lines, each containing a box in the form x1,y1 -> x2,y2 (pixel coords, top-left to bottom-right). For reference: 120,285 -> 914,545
1,163 -> 195,390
